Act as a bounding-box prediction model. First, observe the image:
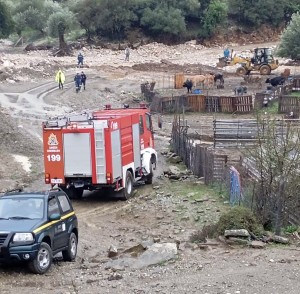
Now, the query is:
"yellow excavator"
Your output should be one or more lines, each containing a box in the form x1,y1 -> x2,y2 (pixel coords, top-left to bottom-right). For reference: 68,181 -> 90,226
217,47 -> 279,75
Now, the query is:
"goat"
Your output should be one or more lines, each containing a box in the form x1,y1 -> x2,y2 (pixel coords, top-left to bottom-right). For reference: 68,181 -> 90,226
234,86 -> 247,95
213,73 -> 224,86
204,74 -> 214,88
265,76 -> 285,87
183,79 -> 193,93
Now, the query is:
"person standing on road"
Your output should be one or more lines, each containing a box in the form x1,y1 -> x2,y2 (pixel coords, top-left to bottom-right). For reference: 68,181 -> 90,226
124,47 -> 130,61
81,71 -> 87,90
74,73 -> 82,93
77,52 -> 84,67
223,47 -> 230,61
55,69 -> 65,89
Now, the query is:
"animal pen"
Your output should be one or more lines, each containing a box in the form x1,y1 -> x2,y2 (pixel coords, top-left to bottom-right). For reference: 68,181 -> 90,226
168,76 -> 300,225
171,112 -> 300,225
151,94 -> 253,114
171,114 -> 241,185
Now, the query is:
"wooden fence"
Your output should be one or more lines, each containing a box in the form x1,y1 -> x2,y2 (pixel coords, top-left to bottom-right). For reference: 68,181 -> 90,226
278,95 -> 300,117
255,83 -> 293,109
171,115 -> 239,184
213,119 -> 259,148
213,118 -> 291,148
151,94 -> 253,113
293,77 -> 300,90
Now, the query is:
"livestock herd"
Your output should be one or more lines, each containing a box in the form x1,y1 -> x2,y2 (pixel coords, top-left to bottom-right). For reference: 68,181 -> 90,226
183,72 -> 289,96
183,73 -> 224,93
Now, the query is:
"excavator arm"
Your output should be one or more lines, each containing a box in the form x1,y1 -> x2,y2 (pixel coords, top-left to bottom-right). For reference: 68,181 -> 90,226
217,55 -> 251,68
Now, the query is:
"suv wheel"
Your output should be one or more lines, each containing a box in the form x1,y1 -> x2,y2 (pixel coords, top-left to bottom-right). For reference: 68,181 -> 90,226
28,242 -> 52,274
62,232 -> 78,261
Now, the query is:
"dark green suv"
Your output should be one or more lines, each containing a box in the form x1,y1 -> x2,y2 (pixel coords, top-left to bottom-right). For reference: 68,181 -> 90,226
0,188 -> 78,274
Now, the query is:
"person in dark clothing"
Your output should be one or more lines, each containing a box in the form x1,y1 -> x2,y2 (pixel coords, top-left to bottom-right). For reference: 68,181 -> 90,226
74,73 -> 82,93
77,52 -> 84,67
81,71 -> 87,90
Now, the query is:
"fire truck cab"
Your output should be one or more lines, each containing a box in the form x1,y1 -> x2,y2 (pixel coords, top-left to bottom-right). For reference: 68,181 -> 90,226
42,104 -> 157,199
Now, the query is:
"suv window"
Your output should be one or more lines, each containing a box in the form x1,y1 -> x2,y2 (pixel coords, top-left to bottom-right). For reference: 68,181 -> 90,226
48,197 -> 60,216
0,197 -> 44,219
58,195 -> 71,213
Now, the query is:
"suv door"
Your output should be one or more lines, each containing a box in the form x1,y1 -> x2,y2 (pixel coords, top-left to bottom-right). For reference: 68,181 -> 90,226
48,196 -> 67,250
57,193 -> 74,248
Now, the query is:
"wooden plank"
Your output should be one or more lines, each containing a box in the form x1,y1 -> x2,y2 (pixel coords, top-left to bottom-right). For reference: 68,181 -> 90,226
174,73 -> 184,89
220,96 -> 234,112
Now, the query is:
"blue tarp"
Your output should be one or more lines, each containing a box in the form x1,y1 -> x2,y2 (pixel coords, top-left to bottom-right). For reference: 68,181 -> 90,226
230,166 -> 242,205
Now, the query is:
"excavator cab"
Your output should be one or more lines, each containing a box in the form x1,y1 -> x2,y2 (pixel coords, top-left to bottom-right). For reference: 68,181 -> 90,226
250,47 -> 279,75
252,48 -> 273,65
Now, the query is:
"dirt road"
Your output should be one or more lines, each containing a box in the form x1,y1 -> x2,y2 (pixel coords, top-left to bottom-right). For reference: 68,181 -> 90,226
0,41 -> 300,293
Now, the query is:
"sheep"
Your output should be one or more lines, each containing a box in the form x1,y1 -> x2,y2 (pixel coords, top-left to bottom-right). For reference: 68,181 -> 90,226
234,86 -> 247,95
265,76 -> 285,87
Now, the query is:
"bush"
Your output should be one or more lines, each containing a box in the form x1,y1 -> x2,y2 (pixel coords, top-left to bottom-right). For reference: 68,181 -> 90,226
215,206 -> 263,235
190,206 -> 264,243
284,225 -> 298,234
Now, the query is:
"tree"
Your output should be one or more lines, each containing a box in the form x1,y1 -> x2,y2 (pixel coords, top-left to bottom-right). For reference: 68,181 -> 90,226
47,9 -> 77,55
72,0 -> 137,40
243,116 -> 300,234
201,0 -> 227,37
141,5 -> 186,39
131,0 -> 201,40
277,13 -> 300,60
228,0 -> 285,27
70,0 -> 99,40
0,1 -> 14,38
11,0 -> 61,37
284,0 -> 300,23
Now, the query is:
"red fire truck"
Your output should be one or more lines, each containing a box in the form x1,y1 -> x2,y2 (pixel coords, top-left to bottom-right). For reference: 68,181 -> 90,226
42,104 -> 157,199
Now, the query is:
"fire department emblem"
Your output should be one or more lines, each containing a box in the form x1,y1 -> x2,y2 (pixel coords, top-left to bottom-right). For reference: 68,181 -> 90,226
48,133 -> 58,146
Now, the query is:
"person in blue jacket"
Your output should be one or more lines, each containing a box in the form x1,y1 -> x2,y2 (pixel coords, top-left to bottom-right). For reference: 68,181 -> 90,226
224,47 -> 230,60
74,73 -> 82,93
77,52 -> 84,67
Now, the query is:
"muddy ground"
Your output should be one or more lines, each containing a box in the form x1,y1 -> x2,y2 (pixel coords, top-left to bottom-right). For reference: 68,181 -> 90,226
0,40 -> 300,294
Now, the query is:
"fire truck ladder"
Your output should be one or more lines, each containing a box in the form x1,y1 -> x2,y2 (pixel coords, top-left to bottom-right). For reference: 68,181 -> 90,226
94,121 -> 106,183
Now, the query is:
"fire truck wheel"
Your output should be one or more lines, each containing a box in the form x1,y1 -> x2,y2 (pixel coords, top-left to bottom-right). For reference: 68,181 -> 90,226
123,171 -> 134,200
145,161 -> 153,184
61,186 -> 83,199
71,187 -> 84,199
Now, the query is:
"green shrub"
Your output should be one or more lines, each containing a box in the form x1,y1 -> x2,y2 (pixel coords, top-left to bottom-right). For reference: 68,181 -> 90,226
215,206 -> 263,235
284,225 -> 298,234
